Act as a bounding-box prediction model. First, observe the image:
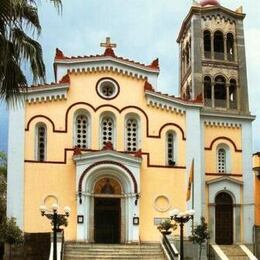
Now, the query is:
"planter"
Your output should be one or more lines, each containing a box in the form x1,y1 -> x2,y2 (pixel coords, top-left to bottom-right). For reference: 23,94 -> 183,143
161,230 -> 172,235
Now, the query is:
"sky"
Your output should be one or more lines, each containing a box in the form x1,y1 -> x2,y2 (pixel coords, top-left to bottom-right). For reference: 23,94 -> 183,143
0,0 -> 260,152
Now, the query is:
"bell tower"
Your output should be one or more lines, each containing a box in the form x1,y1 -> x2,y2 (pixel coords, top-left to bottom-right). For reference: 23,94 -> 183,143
177,0 -> 249,114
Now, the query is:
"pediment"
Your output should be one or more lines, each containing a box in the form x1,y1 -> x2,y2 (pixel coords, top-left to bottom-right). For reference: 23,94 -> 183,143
206,176 -> 243,186
73,150 -> 142,168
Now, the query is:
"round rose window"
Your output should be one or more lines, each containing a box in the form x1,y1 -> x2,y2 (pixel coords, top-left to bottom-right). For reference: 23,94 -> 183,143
96,78 -> 120,100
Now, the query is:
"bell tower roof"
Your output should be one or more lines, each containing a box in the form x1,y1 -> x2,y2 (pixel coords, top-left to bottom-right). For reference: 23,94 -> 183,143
200,0 -> 220,7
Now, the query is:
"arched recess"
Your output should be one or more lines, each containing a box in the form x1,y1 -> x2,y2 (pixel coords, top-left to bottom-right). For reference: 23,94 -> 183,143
215,192 -> 233,245
214,75 -> 226,108
204,30 -> 211,58
204,76 -> 212,106
214,30 -> 224,59
124,113 -> 141,152
216,143 -> 231,173
77,161 -> 139,243
73,109 -> 91,149
226,33 -> 235,61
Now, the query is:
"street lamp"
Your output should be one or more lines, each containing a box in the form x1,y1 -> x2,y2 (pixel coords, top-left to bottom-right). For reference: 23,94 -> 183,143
169,208 -> 195,260
40,203 -> 71,260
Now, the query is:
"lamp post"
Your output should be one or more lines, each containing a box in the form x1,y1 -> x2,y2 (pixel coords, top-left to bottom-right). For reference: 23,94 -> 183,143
169,209 -> 195,260
40,203 -> 71,260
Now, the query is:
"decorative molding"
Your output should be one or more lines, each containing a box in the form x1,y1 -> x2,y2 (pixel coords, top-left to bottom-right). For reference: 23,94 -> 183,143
206,173 -> 242,177
78,160 -> 138,194
205,136 -> 242,152
24,148 -> 186,169
204,121 -> 241,128
153,195 -> 171,212
145,92 -> 202,115
25,84 -> 68,104
95,77 -> 120,100
25,102 -> 186,140
206,176 -> 243,185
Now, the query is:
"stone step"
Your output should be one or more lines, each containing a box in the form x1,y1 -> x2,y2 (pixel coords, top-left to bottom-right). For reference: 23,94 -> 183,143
64,242 -> 166,260
219,245 -> 249,259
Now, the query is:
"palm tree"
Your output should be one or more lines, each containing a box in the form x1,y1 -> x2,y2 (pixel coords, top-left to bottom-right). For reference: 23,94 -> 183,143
0,0 -> 62,104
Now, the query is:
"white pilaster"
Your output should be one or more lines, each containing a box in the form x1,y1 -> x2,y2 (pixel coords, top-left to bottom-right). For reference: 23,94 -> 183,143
186,108 -> 202,225
7,103 -> 25,228
242,122 -> 254,243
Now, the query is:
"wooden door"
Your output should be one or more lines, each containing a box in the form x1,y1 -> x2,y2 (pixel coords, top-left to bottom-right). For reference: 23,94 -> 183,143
215,192 -> 233,245
94,198 -> 121,243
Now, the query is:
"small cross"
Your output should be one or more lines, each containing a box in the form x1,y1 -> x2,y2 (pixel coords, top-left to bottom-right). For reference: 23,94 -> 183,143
100,37 -> 117,49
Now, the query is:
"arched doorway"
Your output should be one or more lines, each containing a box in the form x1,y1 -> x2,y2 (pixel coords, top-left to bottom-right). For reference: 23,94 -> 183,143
215,192 -> 233,244
94,177 -> 122,244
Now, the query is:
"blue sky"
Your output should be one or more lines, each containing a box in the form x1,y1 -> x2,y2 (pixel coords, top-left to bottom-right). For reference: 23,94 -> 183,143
1,0 -> 259,152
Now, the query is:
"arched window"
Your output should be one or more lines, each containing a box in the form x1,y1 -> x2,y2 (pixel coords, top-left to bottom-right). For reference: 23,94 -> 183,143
217,148 -> 226,173
229,79 -> 237,109
166,131 -> 176,166
75,113 -> 89,149
227,33 -> 234,61
101,116 -> 115,147
204,76 -> 212,106
214,31 -> 224,60
36,123 -> 47,161
185,43 -> 190,67
125,118 -> 139,152
214,76 -> 226,108
204,30 -> 211,58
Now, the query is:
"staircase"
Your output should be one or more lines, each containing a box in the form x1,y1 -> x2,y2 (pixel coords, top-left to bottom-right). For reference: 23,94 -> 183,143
64,242 -> 166,259
219,245 -> 250,259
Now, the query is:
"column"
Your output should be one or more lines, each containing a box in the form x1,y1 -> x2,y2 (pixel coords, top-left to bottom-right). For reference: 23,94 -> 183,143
224,35 -> 227,60
211,33 -> 214,59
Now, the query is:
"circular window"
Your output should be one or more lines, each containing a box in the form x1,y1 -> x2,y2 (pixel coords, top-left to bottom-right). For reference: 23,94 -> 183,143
96,78 -> 120,100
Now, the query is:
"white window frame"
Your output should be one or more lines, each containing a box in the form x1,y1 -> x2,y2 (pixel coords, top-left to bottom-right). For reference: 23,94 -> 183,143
100,112 -> 116,149
216,144 -> 231,173
73,109 -> 91,149
35,122 -> 47,161
166,131 -> 177,166
124,114 -> 141,152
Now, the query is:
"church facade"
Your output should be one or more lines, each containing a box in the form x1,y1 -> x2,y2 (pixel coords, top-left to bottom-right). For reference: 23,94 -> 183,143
7,0 -> 255,246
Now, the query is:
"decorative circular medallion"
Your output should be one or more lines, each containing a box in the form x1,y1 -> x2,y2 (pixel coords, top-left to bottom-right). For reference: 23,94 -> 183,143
154,195 -> 171,212
96,77 -> 120,100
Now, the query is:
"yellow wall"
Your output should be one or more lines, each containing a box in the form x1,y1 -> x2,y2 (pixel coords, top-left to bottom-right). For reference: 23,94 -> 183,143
24,71 -> 187,241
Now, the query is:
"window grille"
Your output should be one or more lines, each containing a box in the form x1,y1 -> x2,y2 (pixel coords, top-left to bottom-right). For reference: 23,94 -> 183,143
101,117 -> 114,146
36,124 -> 46,161
167,132 -> 175,165
126,118 -> 138,152
218,148 -> 226,173
75,115 -> 88,149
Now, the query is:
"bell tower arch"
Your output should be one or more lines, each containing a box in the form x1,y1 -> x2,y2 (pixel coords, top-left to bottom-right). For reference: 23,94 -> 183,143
177,0 -> 249,114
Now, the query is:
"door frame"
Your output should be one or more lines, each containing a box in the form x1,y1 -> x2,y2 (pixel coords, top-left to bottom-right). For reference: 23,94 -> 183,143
215,192 -> 234,245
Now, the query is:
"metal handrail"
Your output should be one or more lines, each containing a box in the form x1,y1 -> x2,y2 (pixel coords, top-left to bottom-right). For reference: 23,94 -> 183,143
162,233 -> 178,260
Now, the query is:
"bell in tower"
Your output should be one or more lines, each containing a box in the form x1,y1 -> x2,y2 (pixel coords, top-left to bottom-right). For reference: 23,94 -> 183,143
177,0 -> 249,114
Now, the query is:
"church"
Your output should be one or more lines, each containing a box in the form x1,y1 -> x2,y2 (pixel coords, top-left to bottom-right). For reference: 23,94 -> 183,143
7,0 -> 256,253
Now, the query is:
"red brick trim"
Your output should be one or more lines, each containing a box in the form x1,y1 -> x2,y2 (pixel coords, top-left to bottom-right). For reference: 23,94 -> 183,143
25,102 -> 186,140
205,172 -> 242,177
204,136 -> 242,152
24,148 -> 186,169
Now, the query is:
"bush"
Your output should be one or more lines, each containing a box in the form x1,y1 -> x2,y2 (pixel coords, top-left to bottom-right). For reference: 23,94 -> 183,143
0,217 -> 24,245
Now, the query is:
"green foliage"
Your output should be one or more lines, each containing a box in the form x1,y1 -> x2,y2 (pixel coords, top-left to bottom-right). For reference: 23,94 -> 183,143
51,215 -> 68,229
0,151 -> 7,223
0,0 -> 62,103
190,217 -> 210,260
157,218 -> 177,232
0,217 -> 24,245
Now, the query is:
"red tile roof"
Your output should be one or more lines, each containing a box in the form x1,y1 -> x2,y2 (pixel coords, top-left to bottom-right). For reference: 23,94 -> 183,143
55,48 -> 160,71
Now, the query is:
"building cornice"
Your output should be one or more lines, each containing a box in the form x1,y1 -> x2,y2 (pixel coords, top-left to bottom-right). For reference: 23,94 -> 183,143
201,111 -> 255,121
145,91 -> 202,115
25,84 -> 69,104
177,5 -> 245,43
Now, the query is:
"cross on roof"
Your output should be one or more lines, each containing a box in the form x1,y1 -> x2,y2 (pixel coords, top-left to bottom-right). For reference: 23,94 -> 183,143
100,37 -> 117,49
